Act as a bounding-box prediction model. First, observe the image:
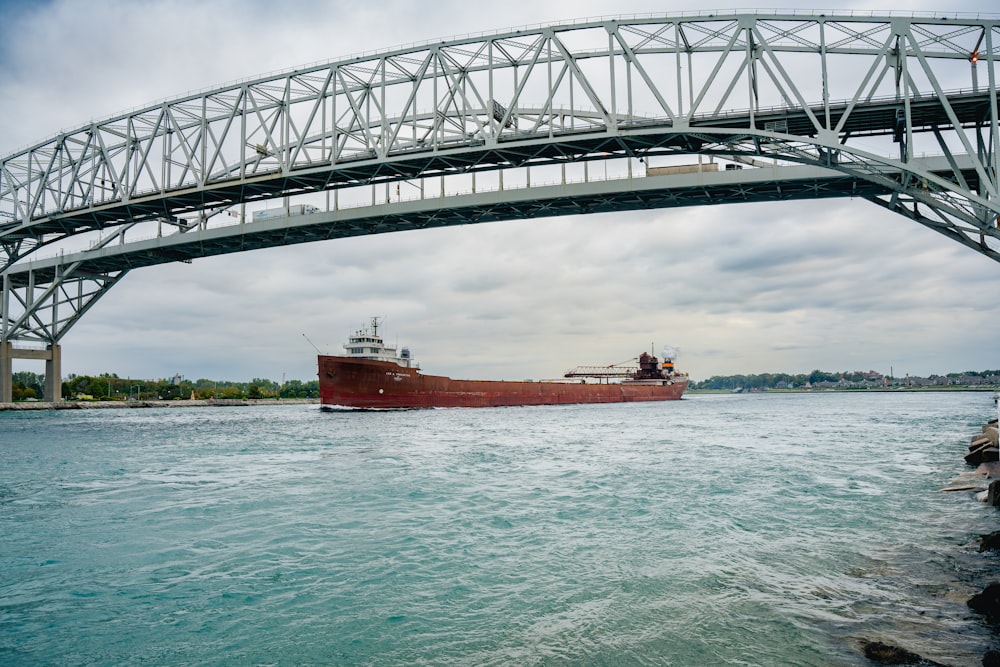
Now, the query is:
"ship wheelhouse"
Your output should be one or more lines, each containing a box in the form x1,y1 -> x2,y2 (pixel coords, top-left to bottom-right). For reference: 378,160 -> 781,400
343,319 -> 416,368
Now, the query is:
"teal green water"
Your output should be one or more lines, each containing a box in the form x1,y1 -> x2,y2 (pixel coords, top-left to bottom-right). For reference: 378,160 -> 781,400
1,392 -> 997,665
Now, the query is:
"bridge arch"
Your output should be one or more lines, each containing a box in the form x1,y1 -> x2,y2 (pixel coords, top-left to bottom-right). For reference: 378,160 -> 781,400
1,11 -> 999,400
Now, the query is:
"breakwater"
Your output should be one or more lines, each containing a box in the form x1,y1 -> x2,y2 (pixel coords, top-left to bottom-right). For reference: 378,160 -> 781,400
931,399 -> 1000,666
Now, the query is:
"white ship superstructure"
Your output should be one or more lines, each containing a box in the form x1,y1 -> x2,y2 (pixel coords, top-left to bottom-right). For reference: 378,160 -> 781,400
343,318 -> 416,368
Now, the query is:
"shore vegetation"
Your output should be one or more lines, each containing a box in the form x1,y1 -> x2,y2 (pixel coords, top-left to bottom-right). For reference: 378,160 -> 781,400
9,371 -> 319,402
691,369 -> 1000,392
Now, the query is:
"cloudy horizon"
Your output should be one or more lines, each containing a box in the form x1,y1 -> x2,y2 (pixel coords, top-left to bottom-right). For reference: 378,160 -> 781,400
2,0 -> 999,384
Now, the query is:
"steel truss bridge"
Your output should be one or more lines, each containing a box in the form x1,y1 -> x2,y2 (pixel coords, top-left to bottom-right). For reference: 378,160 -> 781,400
2,11 -> 1000,401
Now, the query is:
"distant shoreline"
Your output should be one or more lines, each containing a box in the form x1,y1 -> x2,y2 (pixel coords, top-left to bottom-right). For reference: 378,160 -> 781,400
0,398 -> 319,411
690,387 -> 1000,395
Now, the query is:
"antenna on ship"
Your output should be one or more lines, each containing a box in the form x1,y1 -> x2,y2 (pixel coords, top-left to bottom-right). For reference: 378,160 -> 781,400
302,333 -> 322,354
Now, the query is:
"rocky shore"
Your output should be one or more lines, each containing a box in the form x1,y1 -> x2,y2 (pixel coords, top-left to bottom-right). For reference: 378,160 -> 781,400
964,411 -> 1000,667
860,402 -> 1000,666
0,398 -> 318,411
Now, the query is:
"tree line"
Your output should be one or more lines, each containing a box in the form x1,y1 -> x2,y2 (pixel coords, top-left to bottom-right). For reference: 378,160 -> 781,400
691,369 -> 1000,391
692,370 -> 840,391
9,371 -> 319,401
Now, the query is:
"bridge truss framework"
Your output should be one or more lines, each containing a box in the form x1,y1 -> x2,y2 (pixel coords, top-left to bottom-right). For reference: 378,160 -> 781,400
1,11 -> 999,400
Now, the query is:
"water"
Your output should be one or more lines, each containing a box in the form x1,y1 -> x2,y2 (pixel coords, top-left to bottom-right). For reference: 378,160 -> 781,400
1,392 -> 997,666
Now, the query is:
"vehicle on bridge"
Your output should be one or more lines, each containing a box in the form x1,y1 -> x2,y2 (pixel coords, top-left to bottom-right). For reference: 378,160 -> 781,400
318,319 -> 688,409
252,204 -> 320,222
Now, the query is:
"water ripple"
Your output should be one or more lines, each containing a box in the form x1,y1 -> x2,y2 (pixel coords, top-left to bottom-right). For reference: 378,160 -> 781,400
1,394 -> 996,665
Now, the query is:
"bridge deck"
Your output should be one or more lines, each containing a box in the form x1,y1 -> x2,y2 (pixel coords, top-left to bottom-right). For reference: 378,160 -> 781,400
5,91 -> 991,243
7,165 -> 889,286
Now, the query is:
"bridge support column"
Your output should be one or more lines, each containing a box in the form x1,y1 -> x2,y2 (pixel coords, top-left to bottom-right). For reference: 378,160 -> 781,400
0,342 -> 11,403
0,343 -> 63,403
45,345 -> 62,403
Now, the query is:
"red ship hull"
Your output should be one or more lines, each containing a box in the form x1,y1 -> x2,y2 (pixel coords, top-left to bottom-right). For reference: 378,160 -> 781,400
318,356 -> 688,409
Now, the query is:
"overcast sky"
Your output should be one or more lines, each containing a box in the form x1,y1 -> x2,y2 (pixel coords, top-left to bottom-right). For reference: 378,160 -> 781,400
2,0 -> 999,383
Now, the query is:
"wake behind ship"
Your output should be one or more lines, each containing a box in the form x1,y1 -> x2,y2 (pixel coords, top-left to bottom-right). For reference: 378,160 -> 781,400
318,319 -> 688,409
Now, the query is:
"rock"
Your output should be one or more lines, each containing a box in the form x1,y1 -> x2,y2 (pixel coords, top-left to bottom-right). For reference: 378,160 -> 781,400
989,481 -> 1000,507
983,649 -> 1000,667
968,442 -> 1000,466
860,639 -> 947,665
972,436 -> 993,450
968,442 -> 994,466
980,531 -> 1000,552
969,582 -> 1000,620
939,484 -> 983,492
984,425 -> 1000,447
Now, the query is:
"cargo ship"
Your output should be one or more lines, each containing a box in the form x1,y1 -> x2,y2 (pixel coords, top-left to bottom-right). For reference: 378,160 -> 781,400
318,319 -> 688,409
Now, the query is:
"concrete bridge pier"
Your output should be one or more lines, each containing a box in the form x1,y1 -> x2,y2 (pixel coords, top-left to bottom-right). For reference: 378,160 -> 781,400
0,342 -> 8,403
0,342 -> 62,403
